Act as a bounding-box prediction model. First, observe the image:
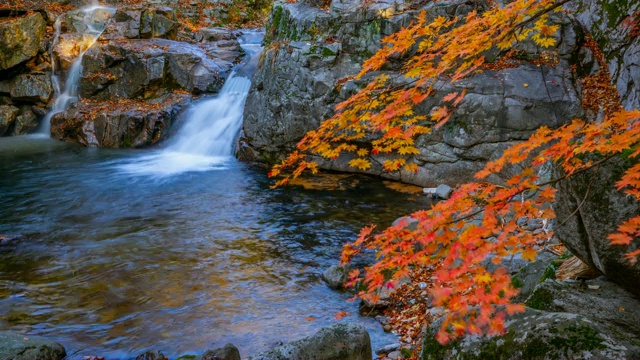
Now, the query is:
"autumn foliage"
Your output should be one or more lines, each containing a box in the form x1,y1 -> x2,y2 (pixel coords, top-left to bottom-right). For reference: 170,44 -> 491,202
268,0 -> 640,344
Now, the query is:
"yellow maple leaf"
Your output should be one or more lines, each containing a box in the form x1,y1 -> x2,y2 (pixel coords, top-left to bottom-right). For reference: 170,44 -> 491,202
349,158 -> 372,171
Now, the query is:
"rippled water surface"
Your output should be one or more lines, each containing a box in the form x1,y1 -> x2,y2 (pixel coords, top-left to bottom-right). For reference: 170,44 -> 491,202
0,136 -> 430,359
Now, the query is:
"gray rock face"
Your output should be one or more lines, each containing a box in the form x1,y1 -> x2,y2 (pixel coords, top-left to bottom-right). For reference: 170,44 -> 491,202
526,278 -> 640,347
554,157 -> 640,297
248,323 -> 371,360
421,308 -> 635,360
76,37 -> 239,100
0,13 -> 46,70
241,0 -> 584,187
0,105 -> 20,136
50,93 -> 190,148
0,331 -> 66,360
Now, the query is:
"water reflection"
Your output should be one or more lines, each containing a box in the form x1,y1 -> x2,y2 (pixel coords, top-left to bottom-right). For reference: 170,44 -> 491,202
0,136 -> 430,359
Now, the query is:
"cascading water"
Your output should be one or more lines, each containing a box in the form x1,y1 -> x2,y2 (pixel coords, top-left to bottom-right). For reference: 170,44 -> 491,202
118,33 -> 261,176
39,4 -> 115,135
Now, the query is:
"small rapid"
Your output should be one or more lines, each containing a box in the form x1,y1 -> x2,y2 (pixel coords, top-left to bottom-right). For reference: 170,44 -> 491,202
39,4 -> 115,135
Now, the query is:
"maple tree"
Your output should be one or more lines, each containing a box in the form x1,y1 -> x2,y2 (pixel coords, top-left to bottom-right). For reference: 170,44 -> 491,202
269,0 -> 640,344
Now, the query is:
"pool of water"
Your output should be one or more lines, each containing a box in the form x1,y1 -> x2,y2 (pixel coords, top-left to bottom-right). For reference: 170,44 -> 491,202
0,136 -> 430,359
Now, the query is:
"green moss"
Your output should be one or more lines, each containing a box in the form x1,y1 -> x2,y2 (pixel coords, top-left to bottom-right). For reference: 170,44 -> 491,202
400,348 -> 413,358
421,334 -> 459,359
524,287 -> 553,310
548,324 -> 606,352
321,47 -> 336,58
511,275 -> 524,289
539,265 -> 556,283
422,323 -> 608,360
601,0 -> 630,28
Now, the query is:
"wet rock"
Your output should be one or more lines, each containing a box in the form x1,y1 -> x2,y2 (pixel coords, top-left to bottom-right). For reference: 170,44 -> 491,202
141,7 -> 178,40
0,13 -> 47,70
76,38 -> 239,99
248,323 -> 371,360
12,109 -> 39,135
322,264 -> 349,289
196,28 -> 238,42
0,105 -> 20,136
435,184 -> 453,199
9,73 -> 53,103
135,350 -> 168,360
554,157 -> 640,297
103,8 -> 142,39
50,93 -> 190,148
200,343 -> 241,360
0,331 -> 66,360
421,308 -> 637,360
65,7 -> 114,35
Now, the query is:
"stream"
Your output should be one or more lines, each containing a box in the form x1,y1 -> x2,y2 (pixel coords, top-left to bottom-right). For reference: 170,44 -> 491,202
0,13 -> 431,358
0,136 -> 430,358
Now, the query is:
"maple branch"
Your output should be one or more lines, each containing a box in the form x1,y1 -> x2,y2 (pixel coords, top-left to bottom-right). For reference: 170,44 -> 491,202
447,152 -> 619,227
510,0 -> 572,34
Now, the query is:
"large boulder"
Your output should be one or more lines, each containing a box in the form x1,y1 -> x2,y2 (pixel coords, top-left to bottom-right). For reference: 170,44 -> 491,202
421,308 -> 637,360
0,13 -> 46,70
248,323 -> 372,360
0,331 -> 66,360
75,38 -> 240,100
50,93 -> 190,148
554,157 -> 640,297
240,0 -> 584,187
525,278 -> 640,344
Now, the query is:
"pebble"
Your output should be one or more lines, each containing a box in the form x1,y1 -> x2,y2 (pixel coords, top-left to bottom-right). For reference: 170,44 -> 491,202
387,350 -> 402,359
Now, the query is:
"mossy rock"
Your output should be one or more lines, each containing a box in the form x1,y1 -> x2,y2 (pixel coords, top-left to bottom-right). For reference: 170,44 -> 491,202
421,308 -> 629,360
0,331 -> 66,360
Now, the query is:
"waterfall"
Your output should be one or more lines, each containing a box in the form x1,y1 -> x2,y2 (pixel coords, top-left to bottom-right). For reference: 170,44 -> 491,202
169,75 -> 252,156
115,31 -> 263,177
40,5 -> 115,135
117,74 -> 252,176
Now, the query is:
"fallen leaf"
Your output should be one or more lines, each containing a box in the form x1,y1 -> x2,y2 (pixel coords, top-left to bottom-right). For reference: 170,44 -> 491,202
334,311 -> 349,320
